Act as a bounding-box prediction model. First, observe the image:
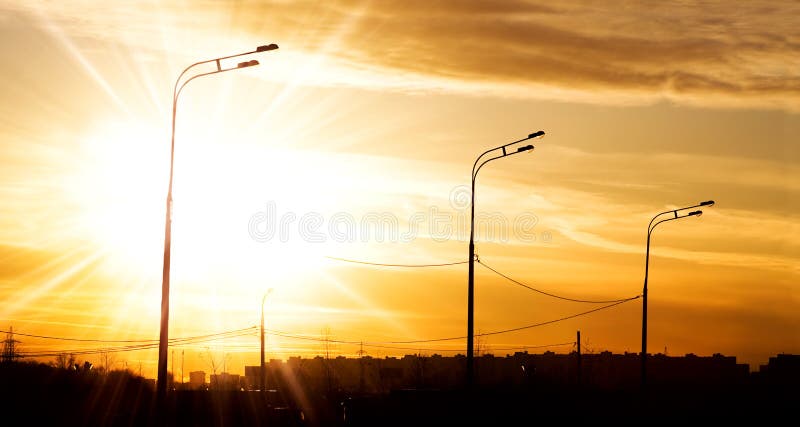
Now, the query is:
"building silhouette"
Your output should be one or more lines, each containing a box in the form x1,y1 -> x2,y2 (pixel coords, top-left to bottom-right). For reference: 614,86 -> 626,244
189,370 -> 206,390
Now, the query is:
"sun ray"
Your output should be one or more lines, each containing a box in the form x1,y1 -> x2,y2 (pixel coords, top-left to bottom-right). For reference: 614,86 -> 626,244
246,2 -> 371,146
316,269 -> 415,341
30,3 -> 135,118
1,246 -> 106,320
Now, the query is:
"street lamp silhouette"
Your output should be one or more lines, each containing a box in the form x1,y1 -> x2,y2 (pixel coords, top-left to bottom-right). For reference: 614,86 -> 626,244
261,288 -> 273,394
157,43 -> 279,401
467,130 -> 544,387
641,200 -> 714,391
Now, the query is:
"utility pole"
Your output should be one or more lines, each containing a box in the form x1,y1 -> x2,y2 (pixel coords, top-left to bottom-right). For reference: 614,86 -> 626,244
641,200 -> 713,392
261,289 -> 272,394
358,342 -> 366,393
322,327 -> 333,394
576,331 -> 582,389
466,131 -> 544,387
157,43 -> 280,402
2,326 -> 20,363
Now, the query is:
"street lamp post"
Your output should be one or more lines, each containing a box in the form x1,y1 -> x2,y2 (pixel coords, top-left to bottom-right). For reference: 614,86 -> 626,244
467,130 -> 545,388
261,288 -> 273,394
641,200 -> 714,391
157,44 -> 279,402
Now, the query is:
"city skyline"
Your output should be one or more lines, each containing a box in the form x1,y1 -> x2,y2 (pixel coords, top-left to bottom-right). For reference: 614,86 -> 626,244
0,1 -> 798,380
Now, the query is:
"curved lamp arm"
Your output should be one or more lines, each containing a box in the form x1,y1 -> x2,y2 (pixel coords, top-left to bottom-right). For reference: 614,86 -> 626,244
471,131 -> 544,181
648,200 -> 714,233
473,144 -> 535,181
469,133 -> 543,241
167,47 -> 277,201
644,209 -> 703,287
172,44 -> 278,102
175,60 -> 260,102
649,210 -> 702,234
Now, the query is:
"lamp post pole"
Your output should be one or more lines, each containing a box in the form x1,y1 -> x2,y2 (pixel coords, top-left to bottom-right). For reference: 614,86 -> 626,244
641,200 -> 714,392
261,289 -> 273,394
157,44 -> 279,404
467,130 -> 544,388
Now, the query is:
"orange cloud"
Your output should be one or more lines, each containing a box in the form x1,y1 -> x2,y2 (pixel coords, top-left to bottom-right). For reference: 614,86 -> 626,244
4,1 -> 798,109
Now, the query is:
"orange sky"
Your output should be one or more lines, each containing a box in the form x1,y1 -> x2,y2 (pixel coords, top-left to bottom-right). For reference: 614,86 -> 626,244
0,1 -> 797,379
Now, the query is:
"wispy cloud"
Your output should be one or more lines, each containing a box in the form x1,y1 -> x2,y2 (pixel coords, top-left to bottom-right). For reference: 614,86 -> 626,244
4,1 -> 798,110
326,0 -> 800,109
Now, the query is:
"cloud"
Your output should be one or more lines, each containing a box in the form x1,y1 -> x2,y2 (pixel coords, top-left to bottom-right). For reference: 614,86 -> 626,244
4,1 -> 798,110
250,0 -> 800,109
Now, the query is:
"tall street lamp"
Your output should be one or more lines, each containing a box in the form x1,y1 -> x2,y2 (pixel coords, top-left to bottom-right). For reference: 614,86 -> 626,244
467,130 -> 545,387
157,43 -> 279,401
641,200 -> 714,391
261,288 -> 273,394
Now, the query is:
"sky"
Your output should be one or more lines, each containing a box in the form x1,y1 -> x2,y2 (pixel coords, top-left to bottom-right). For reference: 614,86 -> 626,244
0,0 -> 797,379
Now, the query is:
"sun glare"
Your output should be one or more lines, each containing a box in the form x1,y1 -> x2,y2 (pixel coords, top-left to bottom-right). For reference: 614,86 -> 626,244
70,120 -> 167,272
68,120 -> 343,303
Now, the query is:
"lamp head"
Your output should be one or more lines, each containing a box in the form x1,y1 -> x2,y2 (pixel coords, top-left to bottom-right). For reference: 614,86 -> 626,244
700,200 -> 715,207
528,130 -> 545,139
517,144 -> 534,153
238,59 -> 260,68
687,210 -> 703,217
256,44 -> 279,52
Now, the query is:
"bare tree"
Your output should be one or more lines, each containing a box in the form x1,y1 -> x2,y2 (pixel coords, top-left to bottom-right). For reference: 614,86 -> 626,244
581,337 -> 597,355
222,352 -> 232,374
474,329 -> 486,357
199,348 -> 224,375
53,353 -> 76,370
99,351 -> 116,374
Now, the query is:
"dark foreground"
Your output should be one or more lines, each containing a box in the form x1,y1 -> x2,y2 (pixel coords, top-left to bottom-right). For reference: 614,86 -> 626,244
1,362 -> 795,426
341,385 -> 795,426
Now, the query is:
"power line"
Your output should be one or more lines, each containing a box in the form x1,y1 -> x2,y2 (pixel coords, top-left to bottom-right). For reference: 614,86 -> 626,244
19,303 -> 628,357
325,256 -> 469,268
203,339 -> 576,354
11,269 -> 639,357
19,328 -> 257,358
266,329 -> 363,345
263,297 -> 636,346
473,298 -> 639,339
354,341 -> 576,353
23,342 -> 160,358
478,259 -> 640,304
21,332 -> 254,357
21,335 -> 252,357
326,254 -> 637,304
2,326 -> 256,344
489,342 -> 575,351
383,298 -> 637,343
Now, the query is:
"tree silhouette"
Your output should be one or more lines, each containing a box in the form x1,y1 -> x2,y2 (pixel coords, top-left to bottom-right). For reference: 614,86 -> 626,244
52,353 -> 76,369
